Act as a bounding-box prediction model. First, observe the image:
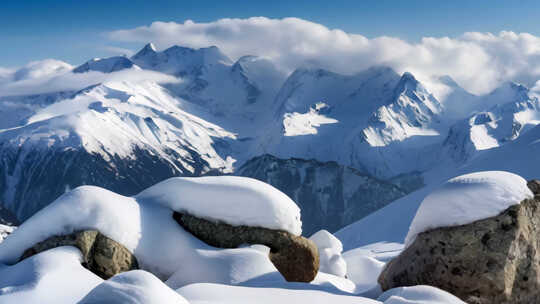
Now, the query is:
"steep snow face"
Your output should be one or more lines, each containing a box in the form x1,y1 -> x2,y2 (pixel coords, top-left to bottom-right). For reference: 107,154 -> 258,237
404,171 -> 533,247
73,57 -> 138,73
443,82 -> 540,162
236,154 -> 406,234
0,80 -> 237,220
362,72 -> 443,147
283,102 -> 338,136
259,68 -> 444,178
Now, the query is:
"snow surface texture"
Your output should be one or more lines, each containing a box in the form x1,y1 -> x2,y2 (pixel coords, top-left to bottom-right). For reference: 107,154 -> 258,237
80,270 -> 190,304
0,246 -> 102,303
377,285 -> 466,304
405,171 -> 533,247
309,230 -> 347,277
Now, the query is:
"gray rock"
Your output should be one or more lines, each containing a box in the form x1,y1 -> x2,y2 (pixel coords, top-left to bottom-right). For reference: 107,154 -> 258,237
174,212 -> 319,282
20,230 -> 138,279
235,154 -> 409,235
378,183 -> 540,304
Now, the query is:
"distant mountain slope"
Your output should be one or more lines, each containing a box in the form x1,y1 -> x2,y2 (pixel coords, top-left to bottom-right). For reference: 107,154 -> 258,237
235,154 -> 407,235
257,67 -> 445,178
336,124 -> 540,250
2,43 -> 540,227
0,80 -> 237,220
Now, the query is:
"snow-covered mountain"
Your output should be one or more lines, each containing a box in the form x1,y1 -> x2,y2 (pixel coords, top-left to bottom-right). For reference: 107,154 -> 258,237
443,82 -> 540,162
257,67 -> 445,178
73,56 -> 138,73
235,154 -> 406,235
0,80 -> 237,220
1,43 -> 540,233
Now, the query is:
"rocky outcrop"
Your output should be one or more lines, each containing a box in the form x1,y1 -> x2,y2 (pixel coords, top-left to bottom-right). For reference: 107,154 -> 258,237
378,181 -> 540,304
20,230 -> 138,279
235,154 -> 408,235
173,212 -> 319,282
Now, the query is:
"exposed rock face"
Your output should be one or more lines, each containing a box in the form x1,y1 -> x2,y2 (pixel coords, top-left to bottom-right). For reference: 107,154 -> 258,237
173,212 -> 319,282
20,230 -> 138,279
236,154 -> 409,235
378,181 -> 540,304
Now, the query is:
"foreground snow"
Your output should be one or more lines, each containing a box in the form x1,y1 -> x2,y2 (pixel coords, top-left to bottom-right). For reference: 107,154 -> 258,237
405,171 -> 533,246
0,175 -> 470,303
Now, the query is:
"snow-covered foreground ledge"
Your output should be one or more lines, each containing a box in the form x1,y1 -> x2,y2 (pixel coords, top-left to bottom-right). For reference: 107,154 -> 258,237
0,175 -> 469,303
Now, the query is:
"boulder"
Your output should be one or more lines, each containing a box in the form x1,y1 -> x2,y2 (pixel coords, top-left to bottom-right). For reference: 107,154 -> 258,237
378,181 -> 540,304
20,230 -> 138,279
173,212 -> 319,282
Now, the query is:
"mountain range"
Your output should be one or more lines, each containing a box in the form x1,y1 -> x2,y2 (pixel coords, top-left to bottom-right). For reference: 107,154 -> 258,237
1,43 -> 539,235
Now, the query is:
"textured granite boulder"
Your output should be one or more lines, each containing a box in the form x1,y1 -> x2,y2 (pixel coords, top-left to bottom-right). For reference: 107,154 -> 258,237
378,180 -> 540,304
20,230 -> 138,279
173,212 -> 319,282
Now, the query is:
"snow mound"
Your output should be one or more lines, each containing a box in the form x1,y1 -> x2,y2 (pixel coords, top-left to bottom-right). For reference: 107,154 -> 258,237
378,285 -> 466,304
0,246 -> 102,303
136,176 -> 301,235
309,230 -> 346,277
405,171 -> 533,247
80,270 -> 189,304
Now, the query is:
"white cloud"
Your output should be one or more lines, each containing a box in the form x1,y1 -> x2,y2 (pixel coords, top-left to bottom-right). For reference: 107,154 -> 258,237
108,17 -> 540,94
100,46 -> 135,57
0,59 -> 179,97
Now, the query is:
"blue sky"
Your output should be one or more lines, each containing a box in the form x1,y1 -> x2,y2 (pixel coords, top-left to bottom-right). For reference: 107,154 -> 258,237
1,0 -> 540,66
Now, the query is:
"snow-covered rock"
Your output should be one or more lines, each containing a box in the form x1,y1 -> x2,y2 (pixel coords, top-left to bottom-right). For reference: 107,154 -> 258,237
137,176 -> 301,235
0,176 -> 301,268
405,171 -> 533,247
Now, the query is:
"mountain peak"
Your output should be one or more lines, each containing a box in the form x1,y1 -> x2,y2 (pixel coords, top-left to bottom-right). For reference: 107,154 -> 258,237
131,43 -> 157,62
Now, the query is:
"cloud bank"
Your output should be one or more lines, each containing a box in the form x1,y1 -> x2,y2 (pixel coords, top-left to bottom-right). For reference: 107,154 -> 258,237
108,17 -> 540,94
0,60 -> 179,97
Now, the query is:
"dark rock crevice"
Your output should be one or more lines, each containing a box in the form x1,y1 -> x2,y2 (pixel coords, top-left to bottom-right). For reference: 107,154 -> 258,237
173,211 -> 319,282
